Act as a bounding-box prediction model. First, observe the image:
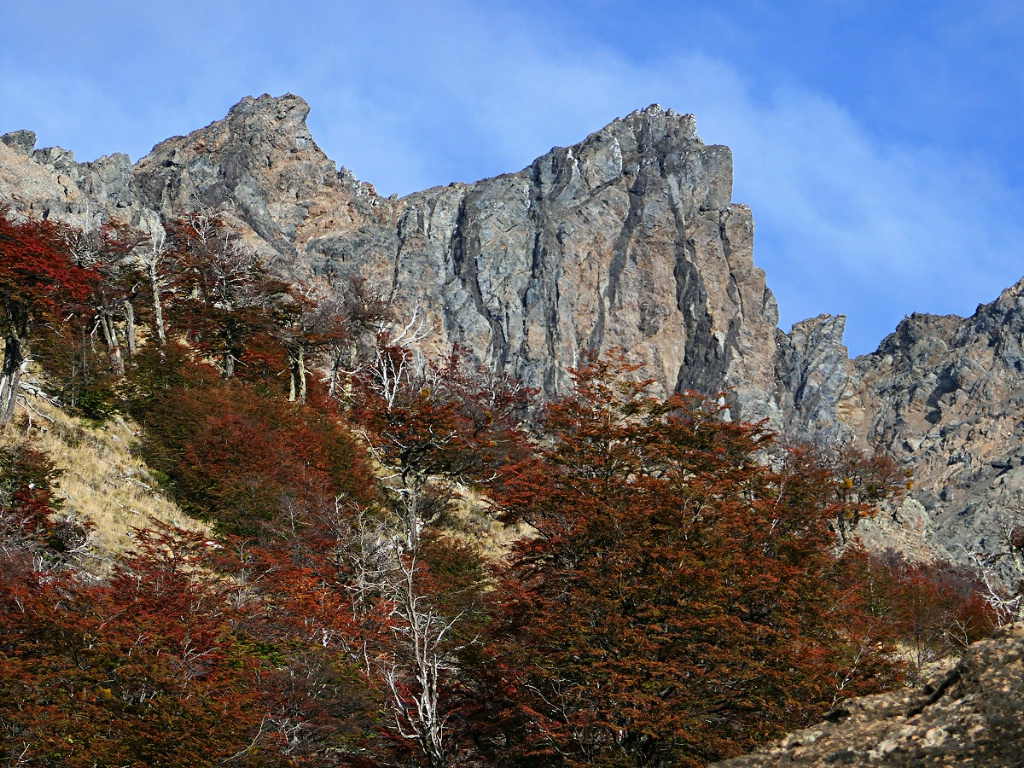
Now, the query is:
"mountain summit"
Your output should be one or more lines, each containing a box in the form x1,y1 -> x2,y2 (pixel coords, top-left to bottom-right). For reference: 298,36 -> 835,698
3,94 -> 1024,577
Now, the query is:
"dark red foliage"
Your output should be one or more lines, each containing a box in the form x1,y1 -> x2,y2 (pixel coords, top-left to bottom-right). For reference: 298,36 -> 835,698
471,354 -> 905,768
841,549 -> 997,669
0,517 -> 384,767
140,381 -> 377,537
351,343 -> 531,544
0,214 -> 95,323
0,213 -> 98,423
0,523 -> 259,767
816,444 -> 907,541
354,345 -> 530,486
165,214 -> 291,383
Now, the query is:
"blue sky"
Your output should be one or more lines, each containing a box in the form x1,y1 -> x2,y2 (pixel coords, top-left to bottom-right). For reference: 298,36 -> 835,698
2,1 -> 1023,355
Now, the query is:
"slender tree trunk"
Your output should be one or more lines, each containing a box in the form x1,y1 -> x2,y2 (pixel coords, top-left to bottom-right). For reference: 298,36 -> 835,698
288,346 -> 307,404
98,309 -> 125,378
122,298 -> 137,360
328,354 -> 339,400
327,345 -> 348,401
148,262 -> 167,349
0,333 -> 26,426
335,342 -> 358,402
289,350 -> 297,402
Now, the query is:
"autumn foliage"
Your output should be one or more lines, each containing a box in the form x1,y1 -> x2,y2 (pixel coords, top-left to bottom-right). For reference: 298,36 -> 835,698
467,357 -> 904,767
0,212 -> 999,768
0,213 -> 97,422
139,380 -> 376,537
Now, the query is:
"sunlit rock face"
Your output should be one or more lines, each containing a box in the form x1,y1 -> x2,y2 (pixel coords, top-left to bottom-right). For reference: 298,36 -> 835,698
850,282 -> 1024,584
7,93 -> 1024,578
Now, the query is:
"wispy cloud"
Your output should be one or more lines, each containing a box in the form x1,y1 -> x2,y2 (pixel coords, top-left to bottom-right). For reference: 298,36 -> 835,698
682,71 -> 1024,353
2,0 -> 1023,355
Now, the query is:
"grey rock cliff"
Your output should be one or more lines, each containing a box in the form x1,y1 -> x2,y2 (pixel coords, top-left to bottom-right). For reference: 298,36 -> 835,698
380,106 -> 781,408
850,281 -> 1024,582
775,313 -> 860,440
3,93 -> 1024,574
114,94 -> 784,415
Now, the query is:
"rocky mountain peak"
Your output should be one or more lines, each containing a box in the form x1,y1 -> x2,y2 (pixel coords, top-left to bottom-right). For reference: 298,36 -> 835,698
131,92 -> 378,264
227,92 -> 312,125
1,129 -> 37,156
5,93 -> 1024,577
374,96 -> 771,404
617,103 -> 700,144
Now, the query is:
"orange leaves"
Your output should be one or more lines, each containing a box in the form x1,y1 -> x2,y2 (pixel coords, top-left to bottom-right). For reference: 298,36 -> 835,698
0,214 -> 96,312
0,213 -> 101,422
0,523 -> 268,767
476,355 -> 906,767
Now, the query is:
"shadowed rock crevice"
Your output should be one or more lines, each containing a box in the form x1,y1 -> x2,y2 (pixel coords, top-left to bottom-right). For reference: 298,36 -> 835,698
449,195 -> 508,368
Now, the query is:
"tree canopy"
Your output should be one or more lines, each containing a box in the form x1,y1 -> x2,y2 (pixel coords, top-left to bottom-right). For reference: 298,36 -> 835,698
0,213 -> 998,768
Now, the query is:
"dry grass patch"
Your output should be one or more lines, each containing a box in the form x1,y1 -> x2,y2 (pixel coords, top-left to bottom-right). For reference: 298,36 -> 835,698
11,391 -> 210,565
442,484 -> 532,562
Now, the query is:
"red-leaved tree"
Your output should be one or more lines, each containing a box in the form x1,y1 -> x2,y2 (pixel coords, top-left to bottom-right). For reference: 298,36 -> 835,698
166,213 -> 289,381
472,354 -> 904,768
0,213 -> 96,424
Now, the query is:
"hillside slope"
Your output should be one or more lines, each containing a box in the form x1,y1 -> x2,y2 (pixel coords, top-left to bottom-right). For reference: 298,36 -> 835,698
710,623 -> 1024,768
4,94 -> 1024,576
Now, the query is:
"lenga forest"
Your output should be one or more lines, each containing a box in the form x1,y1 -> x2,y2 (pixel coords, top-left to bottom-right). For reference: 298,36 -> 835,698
0,210 -> 998,767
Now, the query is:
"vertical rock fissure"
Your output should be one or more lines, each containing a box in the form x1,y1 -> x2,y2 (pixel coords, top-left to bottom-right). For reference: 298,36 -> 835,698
606,190 -> 643,308
596,187 -> 646,353
719,210 -> 745,318
450,198 -> 509,369
674,234 -> 732,395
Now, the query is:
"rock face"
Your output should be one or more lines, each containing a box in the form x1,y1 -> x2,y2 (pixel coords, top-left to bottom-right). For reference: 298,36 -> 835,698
385,107 -> 779,408
709,623 -> 1024,768
775,313 -> 860,441
3,93 -> 1024,575
1,95 -> 783,419
847,285 -> 1024,584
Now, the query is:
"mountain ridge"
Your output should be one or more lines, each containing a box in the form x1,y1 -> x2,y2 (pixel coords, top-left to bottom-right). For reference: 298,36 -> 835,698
4,93 -> 1024,578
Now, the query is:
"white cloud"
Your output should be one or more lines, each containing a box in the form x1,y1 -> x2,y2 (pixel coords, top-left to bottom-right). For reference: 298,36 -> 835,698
4,0 -> 1023,356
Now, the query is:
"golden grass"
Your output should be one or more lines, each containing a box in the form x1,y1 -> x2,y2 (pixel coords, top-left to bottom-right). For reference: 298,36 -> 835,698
362,438 -> 529,563
442,483 -> 532,563
9,383 -> 521,569
10,390 -> 210,566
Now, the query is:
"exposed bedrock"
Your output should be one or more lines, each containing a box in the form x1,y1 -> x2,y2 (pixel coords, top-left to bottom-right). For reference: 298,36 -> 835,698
6,94 -> 1024,575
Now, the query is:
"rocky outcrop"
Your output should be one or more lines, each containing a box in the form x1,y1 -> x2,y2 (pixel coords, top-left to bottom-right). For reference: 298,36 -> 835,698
0,130 -> 147,231
848,283 -> 1024,583
709,623 -> 1024,768
3,94 -> 784,417
3,93 -> 1024,575
378,107 -> 781,407
774,313 -> 860,441
132,94 -> 392,275
1,130 -> 36,156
